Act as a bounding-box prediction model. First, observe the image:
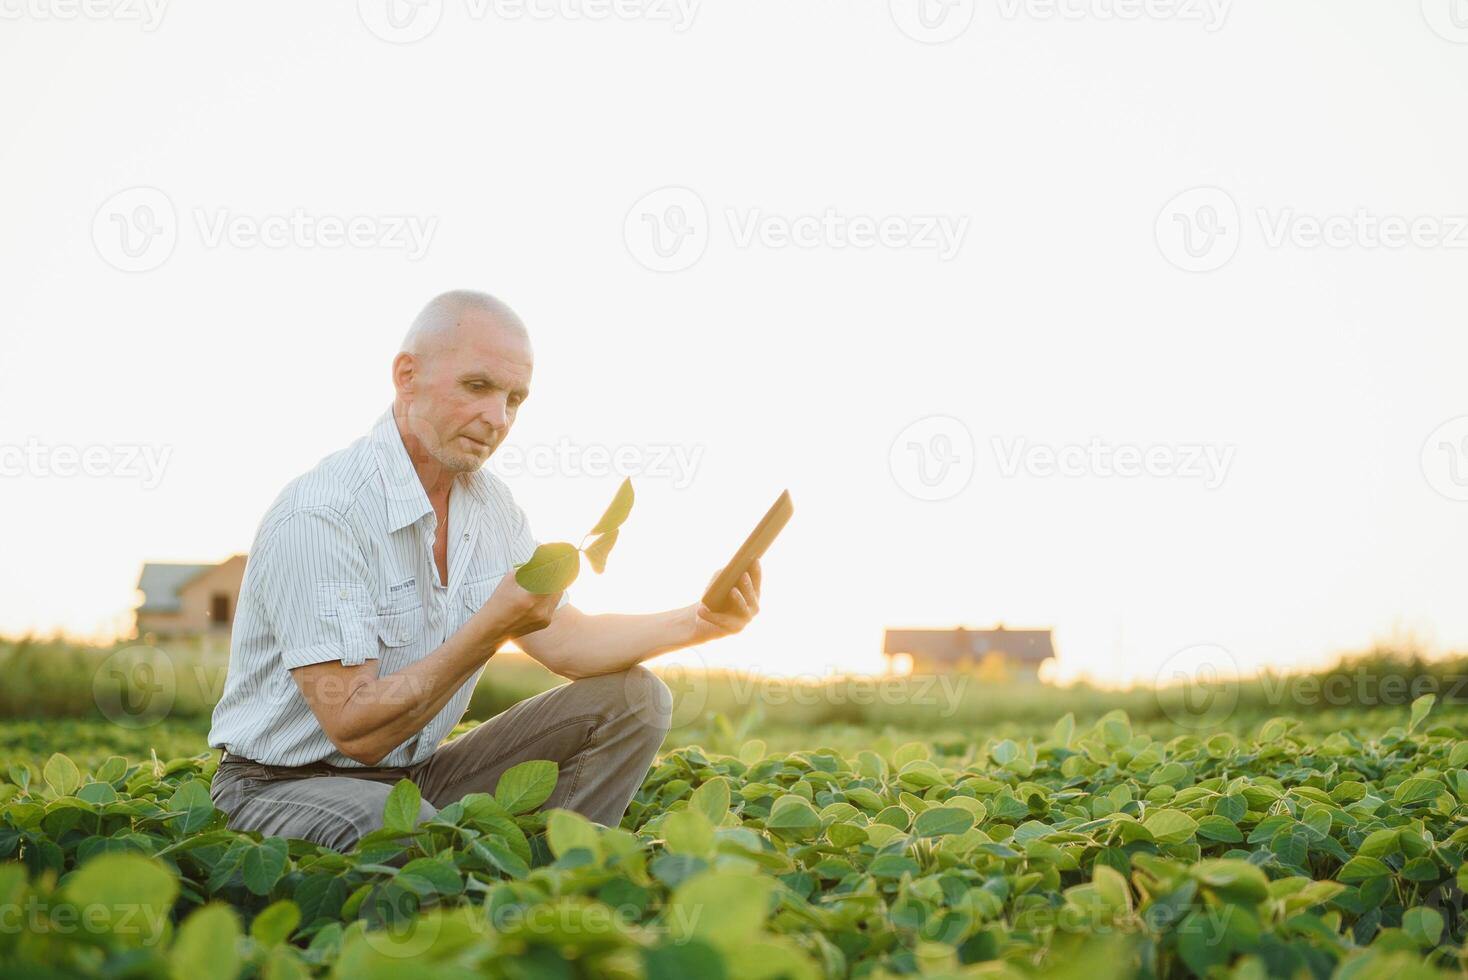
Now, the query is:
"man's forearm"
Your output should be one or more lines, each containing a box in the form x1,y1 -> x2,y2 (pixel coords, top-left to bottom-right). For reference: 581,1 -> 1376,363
337,607 -> 503,764
525,605 -> 701,679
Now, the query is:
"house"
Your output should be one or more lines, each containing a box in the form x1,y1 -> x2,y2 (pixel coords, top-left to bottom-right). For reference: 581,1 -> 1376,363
882,625 -> 1055,682
134,555 -> 247,641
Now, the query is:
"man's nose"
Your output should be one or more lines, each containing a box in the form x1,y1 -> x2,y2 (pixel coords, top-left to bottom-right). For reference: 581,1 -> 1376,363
481,396 -> 510,429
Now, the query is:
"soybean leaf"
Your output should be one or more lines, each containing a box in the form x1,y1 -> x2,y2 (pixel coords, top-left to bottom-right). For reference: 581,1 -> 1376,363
515,542 -> 580,594
590,477 -> 635,535
171,903 -> 241,980
495,760 -> 558,815
382,778 -> 422,833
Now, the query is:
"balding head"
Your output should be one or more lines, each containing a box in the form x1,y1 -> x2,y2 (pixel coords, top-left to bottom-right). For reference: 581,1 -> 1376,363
401,290 -> 529,367
391,290 -> 536,480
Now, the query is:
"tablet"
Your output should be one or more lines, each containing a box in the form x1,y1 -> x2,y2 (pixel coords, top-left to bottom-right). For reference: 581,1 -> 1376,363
700,489 -> 793,613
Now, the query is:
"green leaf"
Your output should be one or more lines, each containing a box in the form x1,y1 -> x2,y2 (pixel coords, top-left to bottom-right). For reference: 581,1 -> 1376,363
171,903 -> 241,980
667,872 -> 774,949
43,753 -> 80,797
584,530 -> 619,574
690,777 -> 731,826
765,797 -> 822,839
1190,858 -> 1269,904
382,778 -> 422,833
662,808 -> 715,857
913,806 -> 975,838
1402,906 -> 1444,946
590,477 -> 635,535
1407,693 -> 1436,733
1337,855 -> 1392,882
547,808 -> 601,860
1393,777 -> 1444,805
61,853 -> 178,945
249,899 -> 301,947
495,760 -> 559,815
165,779 -> 216,835
1195,815 -> 1243,843
1142,809 -> 1198,844
242,838 -> 288,896
515,542 -> 581,594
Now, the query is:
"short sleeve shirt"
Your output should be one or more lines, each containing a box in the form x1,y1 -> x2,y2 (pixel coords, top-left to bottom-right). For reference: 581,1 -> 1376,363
206,404 -> 568,768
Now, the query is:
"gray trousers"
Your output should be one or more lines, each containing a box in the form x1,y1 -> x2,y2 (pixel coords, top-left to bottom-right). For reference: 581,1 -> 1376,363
208,666 -> 671,855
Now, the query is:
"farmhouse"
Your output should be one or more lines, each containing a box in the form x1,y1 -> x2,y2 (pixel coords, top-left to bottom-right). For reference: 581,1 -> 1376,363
882,625 -> 1056,682
133,555 -> 247,641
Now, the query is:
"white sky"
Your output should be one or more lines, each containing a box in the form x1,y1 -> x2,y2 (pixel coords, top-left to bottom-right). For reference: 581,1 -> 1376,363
3,0 -> 1468,684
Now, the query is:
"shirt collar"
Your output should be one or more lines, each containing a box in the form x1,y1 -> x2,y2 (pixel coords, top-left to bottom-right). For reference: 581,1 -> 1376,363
368,405 -> 492,532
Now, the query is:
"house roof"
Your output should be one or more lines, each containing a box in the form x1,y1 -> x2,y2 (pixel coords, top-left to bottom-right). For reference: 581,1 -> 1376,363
883,627 -> 1055,664
136,563 -> 214,613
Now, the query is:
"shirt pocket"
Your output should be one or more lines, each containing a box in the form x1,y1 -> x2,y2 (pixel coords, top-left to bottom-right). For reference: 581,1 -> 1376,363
375,599 -> 426,674
458,571 -> 506,633
315,582 -> 376,667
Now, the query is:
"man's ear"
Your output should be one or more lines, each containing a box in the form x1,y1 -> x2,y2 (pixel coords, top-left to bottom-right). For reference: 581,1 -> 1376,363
391,351 -> 416,395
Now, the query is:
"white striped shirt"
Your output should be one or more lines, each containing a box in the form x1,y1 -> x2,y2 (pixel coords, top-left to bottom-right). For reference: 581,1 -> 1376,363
207,404 -> 569,768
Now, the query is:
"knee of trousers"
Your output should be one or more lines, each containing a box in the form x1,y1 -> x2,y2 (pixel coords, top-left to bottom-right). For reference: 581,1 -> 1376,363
570,665 -> 673,740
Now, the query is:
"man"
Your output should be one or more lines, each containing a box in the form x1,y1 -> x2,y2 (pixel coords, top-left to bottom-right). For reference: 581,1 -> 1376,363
207,290 -> 761,853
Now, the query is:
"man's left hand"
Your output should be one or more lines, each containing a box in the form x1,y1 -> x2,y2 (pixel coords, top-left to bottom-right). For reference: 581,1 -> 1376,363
691,558 -> 761,644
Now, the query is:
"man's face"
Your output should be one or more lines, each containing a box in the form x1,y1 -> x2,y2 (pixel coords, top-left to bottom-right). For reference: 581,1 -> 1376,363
405,315 -> 533,475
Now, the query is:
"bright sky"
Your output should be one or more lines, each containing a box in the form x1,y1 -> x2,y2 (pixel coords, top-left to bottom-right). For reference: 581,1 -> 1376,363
4,0 -> 1468,685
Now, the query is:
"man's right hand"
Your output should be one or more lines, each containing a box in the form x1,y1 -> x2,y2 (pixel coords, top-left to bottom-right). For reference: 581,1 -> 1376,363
483,571 -> 564,646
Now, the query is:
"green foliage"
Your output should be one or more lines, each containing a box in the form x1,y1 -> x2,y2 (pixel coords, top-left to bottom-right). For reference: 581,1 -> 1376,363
514,477 -> 634,593
3,701 -> 1468,977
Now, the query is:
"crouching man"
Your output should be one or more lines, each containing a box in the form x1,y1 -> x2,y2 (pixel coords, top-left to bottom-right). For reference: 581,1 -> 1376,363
206,289 -> 761,853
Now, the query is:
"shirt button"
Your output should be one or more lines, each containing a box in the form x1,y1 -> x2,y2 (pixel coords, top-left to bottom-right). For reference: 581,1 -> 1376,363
338,589 -> 348,599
